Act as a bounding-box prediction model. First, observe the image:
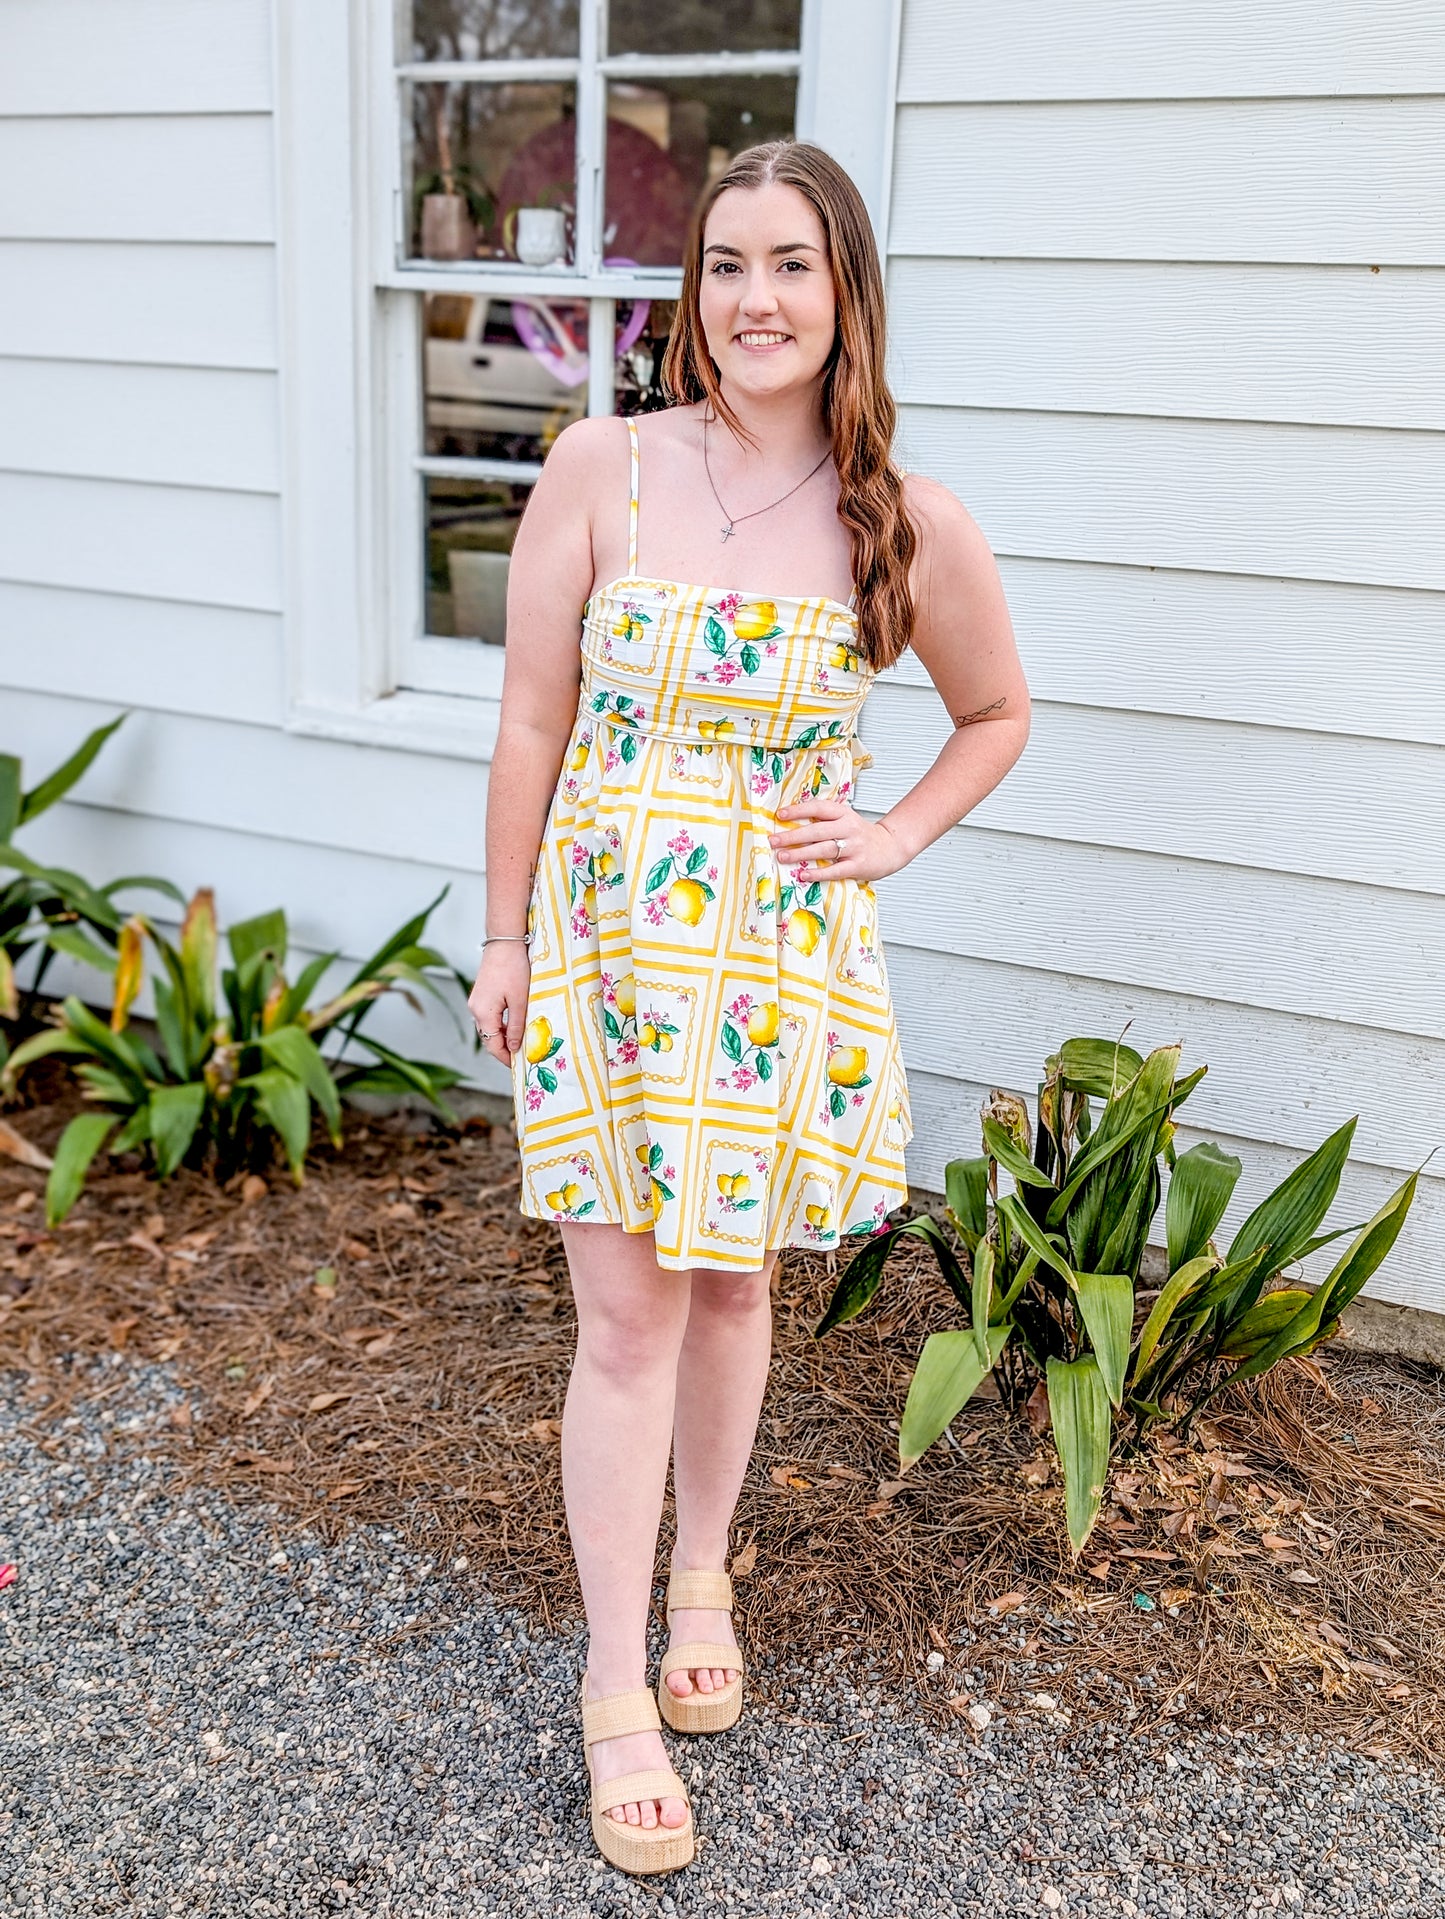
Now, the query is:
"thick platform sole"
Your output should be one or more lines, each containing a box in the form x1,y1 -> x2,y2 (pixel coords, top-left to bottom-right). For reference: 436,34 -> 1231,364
658,1673 -> 744,1734
590,1802 -> 696,1875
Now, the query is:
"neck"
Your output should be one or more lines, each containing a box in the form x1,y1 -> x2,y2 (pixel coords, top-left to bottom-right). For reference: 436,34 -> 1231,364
709,378 -> 831,468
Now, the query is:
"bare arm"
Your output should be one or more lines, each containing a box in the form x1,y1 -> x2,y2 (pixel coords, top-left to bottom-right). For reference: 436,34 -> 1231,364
470,416 -> 619,1060
874,475 -> 1030,863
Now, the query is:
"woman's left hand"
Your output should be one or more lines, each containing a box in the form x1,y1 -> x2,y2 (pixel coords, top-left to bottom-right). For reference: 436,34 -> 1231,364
769,797 -> 906,885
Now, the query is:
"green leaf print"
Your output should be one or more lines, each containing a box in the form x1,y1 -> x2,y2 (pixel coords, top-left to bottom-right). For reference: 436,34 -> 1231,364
722,1024 -> 743,1063
733,1197 -> 759,1211
804,882 -> 822,907
645,856 -> 673,893
538,1066 -> 559,1095
756,1051 -> 773,1082
653,1177 -> 675,1203
705,617 -> 728,653
619,734 -> 638,763
829,1086 -> 847,1119
771,755 -> 784,783
685,843 -> 708,876
739,642 -> 760,674
573,1199 -> 597,1218
648,1142 -> 664,1170
603,1008 -> 622,1040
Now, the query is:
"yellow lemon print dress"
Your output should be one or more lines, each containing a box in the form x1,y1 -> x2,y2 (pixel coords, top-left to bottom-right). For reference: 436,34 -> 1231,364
513,416 -> 914,1271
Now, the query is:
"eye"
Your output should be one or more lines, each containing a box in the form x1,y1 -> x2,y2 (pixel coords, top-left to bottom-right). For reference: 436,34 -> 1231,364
708,259 -> 741,275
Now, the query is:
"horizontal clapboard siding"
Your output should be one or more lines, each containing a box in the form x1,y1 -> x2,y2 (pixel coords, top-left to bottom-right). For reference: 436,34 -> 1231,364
0,585 -> 283,727
890,100 -> 1445,265
3,691 -> 490,873
0,473 -> 280,609
0,115 -> 275,243
887,258 -> 1445,431
870,827 -> 1445,1042
896,408 -> 1445,590
0,242 -> 278,368
902,1072 -> 1444,1318
862,695 -> 1445,895
897,2 -> 1445,101
885,561 -> 1445,749
0,360 -> 279,492
0,0 -> 273,116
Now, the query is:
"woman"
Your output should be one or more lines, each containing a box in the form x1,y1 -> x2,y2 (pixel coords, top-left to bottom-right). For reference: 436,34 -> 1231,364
468,139 -> 1029,1875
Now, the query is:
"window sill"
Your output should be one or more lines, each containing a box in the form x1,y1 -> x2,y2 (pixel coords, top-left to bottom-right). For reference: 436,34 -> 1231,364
285,688 -> 500,763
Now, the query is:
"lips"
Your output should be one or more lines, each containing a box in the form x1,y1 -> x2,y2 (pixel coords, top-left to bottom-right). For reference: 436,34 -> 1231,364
735,331 -> 792,347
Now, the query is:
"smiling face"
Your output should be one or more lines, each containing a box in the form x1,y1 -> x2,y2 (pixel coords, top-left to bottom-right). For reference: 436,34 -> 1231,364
697,180 -> 838,399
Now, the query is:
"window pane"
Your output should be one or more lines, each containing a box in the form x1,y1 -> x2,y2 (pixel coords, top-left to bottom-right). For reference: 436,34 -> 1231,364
424,292 -> 587,461
607,0 -> 801,57
426,477 -> 531,643
404,0 -> 579,62
614,297 -> 677,416
603,75 -> 796,267
405,80 -> 577,263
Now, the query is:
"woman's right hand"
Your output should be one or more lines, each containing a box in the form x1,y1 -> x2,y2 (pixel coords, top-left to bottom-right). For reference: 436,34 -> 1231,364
468,943 -> 531,1068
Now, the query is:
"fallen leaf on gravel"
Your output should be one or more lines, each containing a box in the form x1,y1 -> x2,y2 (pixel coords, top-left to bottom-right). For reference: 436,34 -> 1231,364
863,1500 -> 892,1518
1288,1569 -> 1321,1584
343,1240 -> 372,1261
825,1465 -> 867,1482
124,1233 -> 165,1263
1260,1533 -> 1295,1550
1084,1559 -> 1111,1581
1023,1381 -> 1051,1435
1119,1547 -> 1178,1562
730,1541 -> 758,1577
350,1439 -> 383,1455
1359,1396 -> 1384,1416
526,1417 -> 563,1441
108,1316 -> 139,1349
307,1391 -> 352,1413
1161,1586 -> 1195,1607
876,1479 -> 908,1500
240,1175 -> 268,1203
1020,1459 -> 1050,1488
155,1334 -> 185,1360
363,1332 -> 397,1357
478,1490 -> 511,1507
0,1119 -> 51,1170
328,1481 -> 366,1499
143,1212 -> 167,1239
168,1403 -> 192,1428
240,1380 -> 274,1417
986,1590 -> 1028,1617
1385,1682 -> 1411,1700
234,1454 -> 295,1474
385,1201 -> 417,1221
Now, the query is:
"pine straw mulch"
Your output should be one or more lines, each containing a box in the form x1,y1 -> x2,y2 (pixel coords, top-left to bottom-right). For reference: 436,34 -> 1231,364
2,1059 -> 1443,1763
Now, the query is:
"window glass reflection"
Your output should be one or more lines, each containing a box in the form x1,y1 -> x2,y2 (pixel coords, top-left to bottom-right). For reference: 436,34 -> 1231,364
407,81 -> 577,263
424,292 -> 587,461
614,297 -> 676,416
404,0 -> 579,62
426,477 -> 531,643
607,0 -> 800,58
603,75 -> 796,266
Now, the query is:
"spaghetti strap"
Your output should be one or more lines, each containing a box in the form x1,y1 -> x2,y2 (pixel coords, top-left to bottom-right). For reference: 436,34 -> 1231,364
625,415 -> 640,575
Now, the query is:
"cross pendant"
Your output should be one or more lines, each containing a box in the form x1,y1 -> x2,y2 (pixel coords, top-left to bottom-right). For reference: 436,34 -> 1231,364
720,522 -> 734,540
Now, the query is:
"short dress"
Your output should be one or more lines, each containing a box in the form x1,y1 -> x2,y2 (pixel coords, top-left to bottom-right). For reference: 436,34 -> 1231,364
511,415 -> 914,1272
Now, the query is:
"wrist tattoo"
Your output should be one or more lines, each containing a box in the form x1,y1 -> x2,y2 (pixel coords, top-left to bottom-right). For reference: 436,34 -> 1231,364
952,696 -> 1006,729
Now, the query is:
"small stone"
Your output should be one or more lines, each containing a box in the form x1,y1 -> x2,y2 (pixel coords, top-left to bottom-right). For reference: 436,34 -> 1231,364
966,1703 -> 993,1731
810,1856 -> 832,1875
926,1651 -> 946,1671
1041,1891 -> 1063,1912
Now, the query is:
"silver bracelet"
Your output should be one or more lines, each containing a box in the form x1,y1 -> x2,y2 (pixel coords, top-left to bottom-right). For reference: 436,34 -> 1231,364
480,933 -> 531,949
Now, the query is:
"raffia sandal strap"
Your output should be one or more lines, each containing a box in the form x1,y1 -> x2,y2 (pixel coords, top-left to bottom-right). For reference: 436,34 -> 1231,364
591,1767 -> 689,1816
660,1641 -> 743,1681
665,1568 -> 734,1617
582,1684 -> 662,1747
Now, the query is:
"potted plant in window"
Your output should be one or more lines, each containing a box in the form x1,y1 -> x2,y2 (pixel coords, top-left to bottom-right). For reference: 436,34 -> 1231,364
416,90 -> 493,260
503,181 -> 572,266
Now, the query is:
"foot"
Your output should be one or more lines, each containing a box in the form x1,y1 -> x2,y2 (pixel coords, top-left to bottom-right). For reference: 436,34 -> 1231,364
584,1676 -> 690,1832
664,1597 -> 740,1701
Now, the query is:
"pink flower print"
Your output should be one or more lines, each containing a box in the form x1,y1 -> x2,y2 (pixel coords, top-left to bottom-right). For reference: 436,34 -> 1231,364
556,1055 -> 569,1071
750,772 -> 772,797
618,1038 -> 639,1066
752,1151 -> 769,1175
706,865 -> 718,881
764,641 -> 779,657
731,1066 -> 758,1092
716,592 -> 741,618
667,828 -> 694,855
604,748 -> 621,772
571,840 -> 589,867
643,897 -> 666,927
726,992 -> 754,1020
715,1076 -> 730,1090
662,1164 -> 676,1180
851,1092 -> 865,1107
827,1029 -> 840,1048
526,1087 -> 544,1112
695,670 -> 711,682
714,659 -> 741,686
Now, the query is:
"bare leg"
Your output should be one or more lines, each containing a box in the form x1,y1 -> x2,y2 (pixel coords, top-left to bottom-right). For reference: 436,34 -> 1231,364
665,1251 -> 778,1698
560,1221 -> 691,1832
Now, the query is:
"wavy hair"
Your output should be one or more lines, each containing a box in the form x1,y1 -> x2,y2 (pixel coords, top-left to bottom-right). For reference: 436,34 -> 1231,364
660,139 -> 917,671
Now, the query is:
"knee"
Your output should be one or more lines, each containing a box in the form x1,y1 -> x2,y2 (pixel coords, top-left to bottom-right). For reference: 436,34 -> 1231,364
577,1290 -> 687,1385
688,1266 -> 773,1323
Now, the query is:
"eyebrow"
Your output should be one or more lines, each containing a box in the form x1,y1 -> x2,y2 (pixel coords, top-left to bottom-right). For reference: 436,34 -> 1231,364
702,241 -> 821,258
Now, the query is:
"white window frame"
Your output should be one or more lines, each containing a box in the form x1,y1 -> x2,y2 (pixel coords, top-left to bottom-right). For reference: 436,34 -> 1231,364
274,0 -> 901,762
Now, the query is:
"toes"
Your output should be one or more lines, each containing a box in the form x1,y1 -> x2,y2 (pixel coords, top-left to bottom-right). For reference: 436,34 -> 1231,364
661,1797 -> 689,1829
711,1667 -> 729,1690
666,1670 -> 694,1698
695,1667 -> 714,1693
638,1798 -> 659,1830
625,1801 -> 642,1827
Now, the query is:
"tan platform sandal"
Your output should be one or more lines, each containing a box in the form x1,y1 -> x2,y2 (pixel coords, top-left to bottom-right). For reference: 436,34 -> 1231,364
580,1679 -> 695,1876
656,1567 -> 745,1734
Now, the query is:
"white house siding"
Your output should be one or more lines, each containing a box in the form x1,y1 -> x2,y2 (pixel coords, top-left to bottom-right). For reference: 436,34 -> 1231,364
868,0 -> 1445,1311
0,0 -> 489,1063
1,0 -> 1443,1316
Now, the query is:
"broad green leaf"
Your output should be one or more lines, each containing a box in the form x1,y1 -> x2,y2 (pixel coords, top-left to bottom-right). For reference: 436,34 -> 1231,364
149,1080 -> 207,1177
19,714 -> 125,825
1226,1117 -> 1356,1273
1309,1168 -> 1419,1323
970,1237 -> 995,1372
1073,1271 -> 1133,1408
1131,1252 -> 1217,1380
278,949 -> 337,1026
228,907 -> 288,972
259,1024 -> 342,1143
814,1224 -> 903,1335
0,846 -> 120,928
899,1323 -> 1011,1470
1216,1287 -> 1313,1358
59,996 -> 150,1095
982,1116 -> 1054,1189
1057,1036 -> 1145,1100
341,1034 -> 460,1120
944,1154 -> 989,1250
1046,1354 -> 1112,1555
1166,1141 -> 1242,1269
1047,1055 -> 1200,1230
43,925 -> 118,973
245,1066 -> 312,1181
102,871 -> 187,906
998,1190 -> 1075,1286
179,889 -> 218,1030
0,754 -> 21,843
111,916 -> 145,1030
45,1111 -> 116,1226
151,975 -> 192,1079
344,887 -> 449,991
1,1025 -> 92,1090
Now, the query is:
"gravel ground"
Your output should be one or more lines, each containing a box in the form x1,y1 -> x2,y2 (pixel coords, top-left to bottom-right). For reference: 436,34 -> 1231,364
3,1354 -> 1443,1919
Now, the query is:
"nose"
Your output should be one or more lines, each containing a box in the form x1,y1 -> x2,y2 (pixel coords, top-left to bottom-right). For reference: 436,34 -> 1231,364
738,267 -> 780,317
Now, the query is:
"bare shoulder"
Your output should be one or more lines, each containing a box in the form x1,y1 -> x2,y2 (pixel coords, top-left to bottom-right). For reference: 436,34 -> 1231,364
540,412 -> 629,495
901,471 -> 998,601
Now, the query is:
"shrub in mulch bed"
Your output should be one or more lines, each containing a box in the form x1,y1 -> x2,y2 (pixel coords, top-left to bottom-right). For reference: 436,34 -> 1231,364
1,1061 -> 1442,1762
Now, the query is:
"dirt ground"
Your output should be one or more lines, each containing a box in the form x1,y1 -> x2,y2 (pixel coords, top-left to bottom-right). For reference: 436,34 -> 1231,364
2,1062 -> 1443,1761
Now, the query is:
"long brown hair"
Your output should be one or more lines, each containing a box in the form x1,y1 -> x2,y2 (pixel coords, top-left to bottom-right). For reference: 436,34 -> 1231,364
660,139 -> 917,671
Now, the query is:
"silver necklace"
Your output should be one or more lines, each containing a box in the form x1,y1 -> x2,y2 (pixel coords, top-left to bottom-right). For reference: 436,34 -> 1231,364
702,411 -> 832,542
